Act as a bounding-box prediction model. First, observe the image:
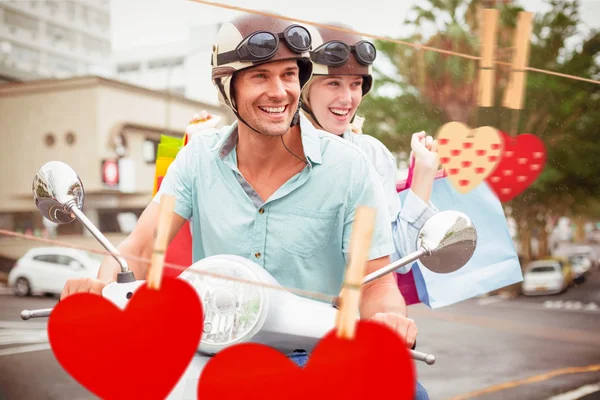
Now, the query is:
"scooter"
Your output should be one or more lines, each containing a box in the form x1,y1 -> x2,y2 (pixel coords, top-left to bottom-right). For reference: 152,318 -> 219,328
22,161 -> 478,399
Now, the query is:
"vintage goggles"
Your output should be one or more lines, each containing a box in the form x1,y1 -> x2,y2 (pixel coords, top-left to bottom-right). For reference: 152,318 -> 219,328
310,40 -> 376,67
217,25 -> 312,65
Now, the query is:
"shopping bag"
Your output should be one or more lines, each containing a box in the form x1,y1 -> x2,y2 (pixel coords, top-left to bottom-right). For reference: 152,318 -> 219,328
396,160 -> 522,308
153,113 -> 222,278
152,135 -> 193,278
394,157 -> 447,306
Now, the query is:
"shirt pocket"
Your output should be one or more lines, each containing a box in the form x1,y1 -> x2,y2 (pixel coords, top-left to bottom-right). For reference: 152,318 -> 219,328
281,206 -> 339,259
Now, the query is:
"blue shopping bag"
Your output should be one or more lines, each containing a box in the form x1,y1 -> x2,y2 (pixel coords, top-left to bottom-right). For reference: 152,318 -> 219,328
398,179 -> 523,308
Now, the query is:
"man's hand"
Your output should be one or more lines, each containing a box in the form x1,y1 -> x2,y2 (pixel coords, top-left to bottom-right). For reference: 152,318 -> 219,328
60,278 -> 107,301
370,312 -> 418,348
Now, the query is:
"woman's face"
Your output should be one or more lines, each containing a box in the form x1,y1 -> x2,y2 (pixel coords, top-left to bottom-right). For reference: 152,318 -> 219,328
307,75 -> 364,135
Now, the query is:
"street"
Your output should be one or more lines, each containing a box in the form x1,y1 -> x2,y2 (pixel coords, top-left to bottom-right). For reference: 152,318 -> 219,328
0,271 -> 599,400
412,268 -> 600,400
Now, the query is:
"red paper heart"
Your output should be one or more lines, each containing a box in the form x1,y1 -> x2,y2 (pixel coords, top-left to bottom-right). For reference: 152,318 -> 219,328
485,131 -> 547,202
48,278 -> 203,400
197,321 -> 416,400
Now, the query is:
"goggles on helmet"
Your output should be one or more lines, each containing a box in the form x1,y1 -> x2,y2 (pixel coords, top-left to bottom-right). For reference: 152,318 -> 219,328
216,25 -> 312,65
310,40 -> 376,67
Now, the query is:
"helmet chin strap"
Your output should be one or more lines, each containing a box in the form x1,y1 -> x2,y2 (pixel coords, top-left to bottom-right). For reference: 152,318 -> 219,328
301,102 -> 325,132
231,99 -> 308,165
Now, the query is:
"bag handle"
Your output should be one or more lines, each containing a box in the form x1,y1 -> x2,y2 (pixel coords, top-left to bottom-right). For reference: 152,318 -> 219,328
400,155 -> 447,191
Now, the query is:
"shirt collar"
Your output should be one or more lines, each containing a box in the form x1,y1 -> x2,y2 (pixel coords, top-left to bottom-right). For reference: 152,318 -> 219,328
211,121 -> 238,160
299,113 -> 322,166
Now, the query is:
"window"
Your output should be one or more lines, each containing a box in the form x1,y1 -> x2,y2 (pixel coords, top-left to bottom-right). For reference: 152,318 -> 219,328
47,23 -> 76,49
88,9 -> 109,32
97,209 -> 143,233
65,1 -> 75,20
65,131 -> 76,145
11,44 -> 40,65
47,54 -> 77,75
528,265 -> 558,273
33,254 -> 58,264
80,5 -> 88,23
148,57 -> 184,70
55,255 -> 82,268
117,62 -> 141,74
45,132 -> 56,146
82,34 -> 109,56
0,214 -> 14,231
142,138 -> 159,163
4,10 -> 39,37
44,1 -> 60,15
12,212 -> 44,234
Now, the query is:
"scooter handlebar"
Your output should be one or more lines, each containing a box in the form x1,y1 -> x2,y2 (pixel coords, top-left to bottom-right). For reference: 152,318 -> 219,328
21,308 -> 52,320
410,349 -> 436,365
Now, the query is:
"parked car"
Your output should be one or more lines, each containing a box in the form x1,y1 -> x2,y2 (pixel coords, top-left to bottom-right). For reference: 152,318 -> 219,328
8,247 -> 102,297
522,258 -> 573,296
567,246 -> 599,270
568,254 -> 591,283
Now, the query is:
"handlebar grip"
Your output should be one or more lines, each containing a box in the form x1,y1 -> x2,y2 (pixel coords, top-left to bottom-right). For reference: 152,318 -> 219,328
410,349 -> 435,365
21,308 -> 53,320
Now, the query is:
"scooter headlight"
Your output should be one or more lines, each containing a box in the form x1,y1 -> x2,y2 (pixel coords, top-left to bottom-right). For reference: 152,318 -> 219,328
178,255 -> 268,354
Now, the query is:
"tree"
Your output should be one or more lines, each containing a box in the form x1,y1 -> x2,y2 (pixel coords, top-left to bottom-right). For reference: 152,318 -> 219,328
359,0 -> 600,260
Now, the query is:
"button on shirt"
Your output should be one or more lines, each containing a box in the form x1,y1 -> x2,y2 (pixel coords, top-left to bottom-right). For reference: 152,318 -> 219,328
341,129 -> 439,272
154,114 -> 394,297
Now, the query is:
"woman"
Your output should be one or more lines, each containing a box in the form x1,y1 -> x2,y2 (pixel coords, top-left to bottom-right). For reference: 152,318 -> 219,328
299,23 -> 439,400
301,23 -> 440,268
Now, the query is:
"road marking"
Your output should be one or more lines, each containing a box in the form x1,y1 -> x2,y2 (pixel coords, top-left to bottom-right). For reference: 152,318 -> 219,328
547,382 -> 600,400
449,364 -> 600,400
0,343 -> 51,357
0,321 -> 48,329
479,299 -> 600,314
477,296 -> 505,306
0,329 -> 47,345
543,300 -> 599,312
409,309 -> 600,346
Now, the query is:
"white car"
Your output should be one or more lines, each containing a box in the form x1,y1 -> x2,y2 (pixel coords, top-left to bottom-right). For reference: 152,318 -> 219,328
8,247 -> 102,297
569,254 -> 591,282
521,260 -> 569,296
569,246 -> 598,270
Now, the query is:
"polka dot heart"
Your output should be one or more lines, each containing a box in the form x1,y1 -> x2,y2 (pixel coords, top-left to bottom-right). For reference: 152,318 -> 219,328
436,122 -> 504,194
485,131 -> 547,202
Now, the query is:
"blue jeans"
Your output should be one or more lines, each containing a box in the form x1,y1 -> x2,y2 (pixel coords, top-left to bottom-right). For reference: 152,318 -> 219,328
288,351 -> 429,400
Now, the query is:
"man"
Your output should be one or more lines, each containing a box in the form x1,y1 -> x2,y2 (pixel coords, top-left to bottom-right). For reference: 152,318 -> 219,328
61,14 -> 417,347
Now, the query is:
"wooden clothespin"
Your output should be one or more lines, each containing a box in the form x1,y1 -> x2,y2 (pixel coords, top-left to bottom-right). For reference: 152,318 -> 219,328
335,206 -> 376,340
477,8 -> 500,108
503,11 -> 533,134
147,194 -> 176,290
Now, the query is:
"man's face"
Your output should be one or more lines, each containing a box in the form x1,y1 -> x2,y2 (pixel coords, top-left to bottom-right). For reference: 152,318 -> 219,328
232,60 -> 301,136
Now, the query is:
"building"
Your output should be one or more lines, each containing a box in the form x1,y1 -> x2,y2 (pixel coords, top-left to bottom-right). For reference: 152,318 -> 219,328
0,0 -> 112,83
112,23 -> 221,105
0,75 -> 233,263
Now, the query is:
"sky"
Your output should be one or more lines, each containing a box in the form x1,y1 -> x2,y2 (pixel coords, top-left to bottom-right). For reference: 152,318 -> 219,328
111,0 -> 600,50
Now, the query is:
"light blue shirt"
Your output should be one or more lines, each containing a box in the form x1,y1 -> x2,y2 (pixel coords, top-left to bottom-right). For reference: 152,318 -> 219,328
154,114 -> 394,297
341,130 -> 439,272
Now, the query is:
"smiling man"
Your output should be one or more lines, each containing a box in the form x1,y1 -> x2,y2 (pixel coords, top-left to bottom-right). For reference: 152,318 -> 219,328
60,14 -> 418,355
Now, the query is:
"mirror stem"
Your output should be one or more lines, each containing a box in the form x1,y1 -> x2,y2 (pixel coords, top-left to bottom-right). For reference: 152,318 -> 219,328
68,201 -> 130,273
362,248 -> 428,285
